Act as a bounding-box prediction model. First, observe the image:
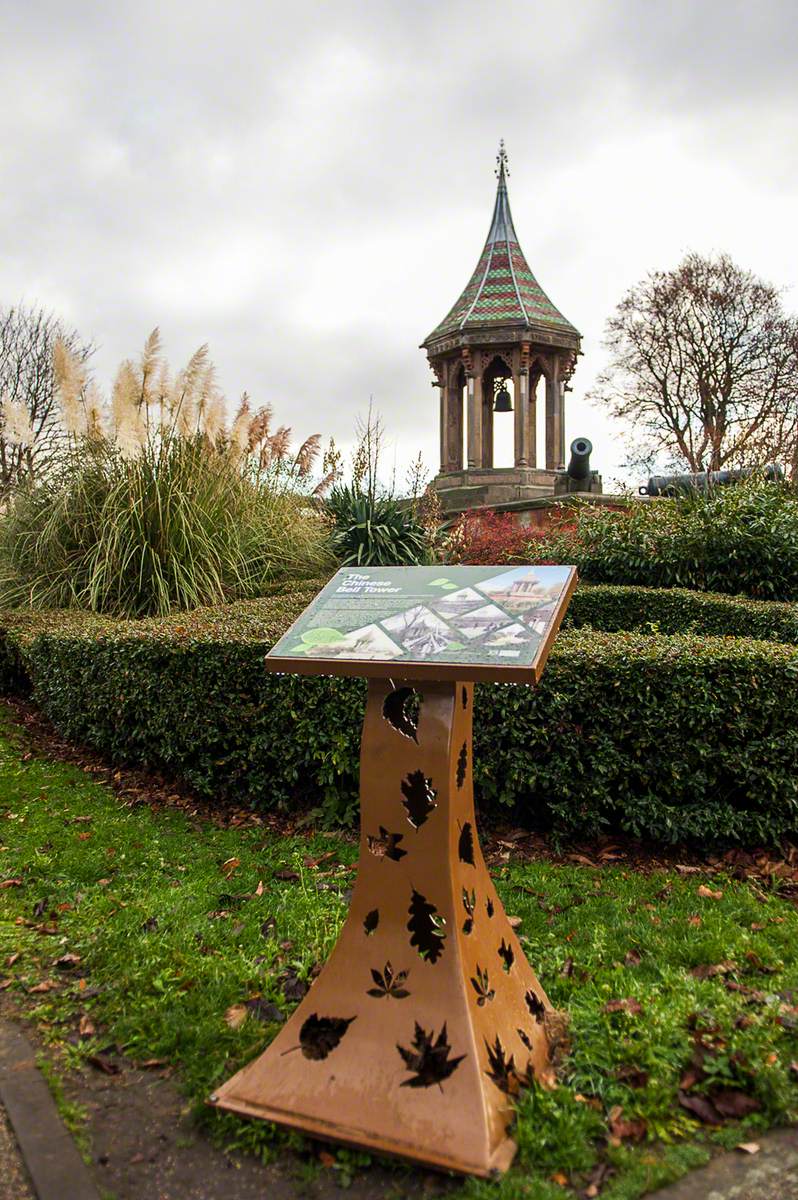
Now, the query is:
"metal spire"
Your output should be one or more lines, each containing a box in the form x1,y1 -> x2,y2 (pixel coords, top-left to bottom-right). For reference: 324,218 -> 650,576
495,138 -> 509,183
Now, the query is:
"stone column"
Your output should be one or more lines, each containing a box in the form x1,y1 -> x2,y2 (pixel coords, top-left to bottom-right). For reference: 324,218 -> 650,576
481,386 -> 493,469
545,357 -> 564,470
467,373 -> 483,470
447,379 -> 464,472
514,368 -> 529,467
439,376 -> 448,474
528,371 -> 538,469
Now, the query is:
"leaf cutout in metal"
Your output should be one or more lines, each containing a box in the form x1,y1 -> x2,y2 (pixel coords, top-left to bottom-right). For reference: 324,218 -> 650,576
397,1021 -> 465,1089
462,686 -> 468,710
401,770 -> 437,831
462,887 -> 475,917
367,960 -> 410,1000
363,908 -> 379,936
407,889 -> 446,963
486,897 -> 495,918
525,988 -> 545,1023
470,964 -> 495,1006
462,917 -> 473,935
485,1034 -> 518,1094
383,687 -> 420,743
297,1013 -> 356,1060
498,938 -> 514,973
368,826 -> 407,862
456,742 -> 467,789
518,1027 -> 533,1051
458,821 -> 475,866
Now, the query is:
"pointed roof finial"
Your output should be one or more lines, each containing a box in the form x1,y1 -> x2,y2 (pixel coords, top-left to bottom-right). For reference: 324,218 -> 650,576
495,138 -> 509,182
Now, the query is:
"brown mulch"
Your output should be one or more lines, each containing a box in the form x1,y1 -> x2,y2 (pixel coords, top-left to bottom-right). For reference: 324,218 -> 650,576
5,695 -> 798,901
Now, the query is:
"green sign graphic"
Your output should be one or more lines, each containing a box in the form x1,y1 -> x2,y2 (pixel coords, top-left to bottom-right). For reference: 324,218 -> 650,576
268,565 -> 575,671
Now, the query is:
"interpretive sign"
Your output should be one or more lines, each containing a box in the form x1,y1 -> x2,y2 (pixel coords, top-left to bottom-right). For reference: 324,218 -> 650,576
265,564 -> 577,683
214,564 -> 578,1177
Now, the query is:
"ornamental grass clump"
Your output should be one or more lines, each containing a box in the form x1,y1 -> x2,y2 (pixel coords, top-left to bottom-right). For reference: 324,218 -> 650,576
0,330 -> 333,616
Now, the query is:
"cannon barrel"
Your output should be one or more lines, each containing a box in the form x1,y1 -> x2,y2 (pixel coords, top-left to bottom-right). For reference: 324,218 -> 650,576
640,463 -> 784,497
566,437 -> 593,483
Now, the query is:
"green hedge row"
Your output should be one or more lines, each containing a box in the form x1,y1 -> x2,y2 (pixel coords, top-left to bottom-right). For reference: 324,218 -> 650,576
1,587 -> 797,846
566,584 -> 798,642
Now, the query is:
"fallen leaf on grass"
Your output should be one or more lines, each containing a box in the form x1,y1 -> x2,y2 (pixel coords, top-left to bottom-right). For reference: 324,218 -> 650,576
550,1171 -> 569,1186
221,857 -> 240,879
697,885 -> 723,900
736,1142 -> 760,1154
78,1015 -> 96,1038
0,979 -> 11,991
604,998 -> 643,1016
712,1090 -> 760,1119
690,961 -> 736,979
245,998 -> 285,1024
319,1150 -> 336,1167
687,915 -> 702,927
608,1105 -> 647,1143
281,968 -> 309,1003
224,1005 -> 248,1030
273,868 -> 300,882
28,980 -> 55,993
254,880 -> 264,897
137,1058 -> 168,1069
0,879 -> 22,889
54,953 -> 82,970
5,952 -> 20,967
678,1089 -> 723,1125
507,916 -> 522,929
88,1054 -> 120,1076
624,949 -> 642,966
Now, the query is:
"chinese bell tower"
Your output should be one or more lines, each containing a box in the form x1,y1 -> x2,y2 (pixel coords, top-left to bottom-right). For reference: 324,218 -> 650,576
421,142 -> 582,512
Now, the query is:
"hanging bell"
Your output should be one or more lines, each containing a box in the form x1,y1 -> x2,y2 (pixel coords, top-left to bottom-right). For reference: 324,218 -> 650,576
493,384 -> 513,413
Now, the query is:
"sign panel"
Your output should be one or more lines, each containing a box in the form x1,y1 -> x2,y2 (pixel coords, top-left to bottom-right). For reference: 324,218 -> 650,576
265,565 -> 577,683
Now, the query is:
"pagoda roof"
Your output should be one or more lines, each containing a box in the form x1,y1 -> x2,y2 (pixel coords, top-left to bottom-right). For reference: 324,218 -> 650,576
422,144 -> 579,351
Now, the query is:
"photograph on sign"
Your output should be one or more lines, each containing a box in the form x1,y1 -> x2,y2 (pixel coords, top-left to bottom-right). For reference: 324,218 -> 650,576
267,565 -> 576,677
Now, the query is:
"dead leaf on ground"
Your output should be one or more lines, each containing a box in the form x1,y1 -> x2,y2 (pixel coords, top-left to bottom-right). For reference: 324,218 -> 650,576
221,857 -> 240,879
54,952 -> 82,970
0,979 -> 11,991
507,915 -> 522,929
224,1004 -> 248,1029
608,1105 -> 647,1143
78,1014 -> 96,1038
736,1142 -> 760,1154
254,880 -> 264,897
87,1053 -> 120,1076
604,997 -> 643,1016
5,952 -> 20,967
690,960 -> 736,979
550,1171 -> 569,1187
624,949 -> 642,966
28,979 -> 55,993
0,879 -> 22,889
274,867 -> 300,882
697,885 -> 723,900
318,1150 -> 336,1167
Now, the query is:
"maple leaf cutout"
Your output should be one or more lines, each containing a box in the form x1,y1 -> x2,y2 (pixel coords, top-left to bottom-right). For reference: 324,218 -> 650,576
367,826 -> 406,861
397,1021 -> 465,1089
485,1035 -> 519,1094
401,770 -> 437,830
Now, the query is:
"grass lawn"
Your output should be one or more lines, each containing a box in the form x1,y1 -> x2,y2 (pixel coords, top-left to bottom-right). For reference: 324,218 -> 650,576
2,705 -> 798,1199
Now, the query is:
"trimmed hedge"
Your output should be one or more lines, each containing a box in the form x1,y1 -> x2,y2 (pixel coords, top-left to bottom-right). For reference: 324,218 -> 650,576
566,584 -> 798,643
1,587 -> 797,846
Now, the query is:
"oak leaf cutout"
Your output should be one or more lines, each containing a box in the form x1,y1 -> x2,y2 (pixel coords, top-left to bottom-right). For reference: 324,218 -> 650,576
401,770 -> 437,831
397,1021 -> 465,1089
407,889 -> 446,963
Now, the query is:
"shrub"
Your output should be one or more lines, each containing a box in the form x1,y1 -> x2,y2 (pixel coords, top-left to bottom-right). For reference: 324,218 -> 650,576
1,594 -> 796,846
567,584 -> 798,643
327,484 -> 429,566
0,332 -> 333,617
444,510 -> 552,565
526,480 -> 798,601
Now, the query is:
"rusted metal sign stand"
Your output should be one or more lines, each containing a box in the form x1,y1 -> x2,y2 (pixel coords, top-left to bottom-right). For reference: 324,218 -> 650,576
213,567 -> 576,1177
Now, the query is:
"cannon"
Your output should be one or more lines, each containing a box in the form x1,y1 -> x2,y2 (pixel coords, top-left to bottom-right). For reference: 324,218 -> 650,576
640,463 -> 784,497
554,437 -> 603,495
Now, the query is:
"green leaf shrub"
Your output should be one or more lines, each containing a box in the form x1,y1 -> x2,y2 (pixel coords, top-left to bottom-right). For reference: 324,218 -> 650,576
567,584 -> 798,643
1,586 -> 796,846
326,484 -> 430,566
526,480 -> 798,601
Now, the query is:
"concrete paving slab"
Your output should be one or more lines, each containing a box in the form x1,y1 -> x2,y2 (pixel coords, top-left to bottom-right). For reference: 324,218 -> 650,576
651,1127 -> 798,1199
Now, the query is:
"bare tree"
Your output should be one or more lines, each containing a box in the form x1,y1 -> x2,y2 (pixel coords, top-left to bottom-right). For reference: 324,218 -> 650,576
588,253 -> 798,476
0,304 -> 92,494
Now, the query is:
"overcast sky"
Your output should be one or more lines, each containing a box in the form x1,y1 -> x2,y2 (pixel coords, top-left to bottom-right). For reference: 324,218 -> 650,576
2,0 -> 797,489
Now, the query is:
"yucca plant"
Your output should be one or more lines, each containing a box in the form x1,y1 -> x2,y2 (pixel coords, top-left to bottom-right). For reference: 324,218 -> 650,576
0,331 -> 333,616
327,483 -> 429,566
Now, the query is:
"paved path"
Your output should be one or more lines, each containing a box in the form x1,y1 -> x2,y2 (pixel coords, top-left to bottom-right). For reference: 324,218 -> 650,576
0,1101 -> 34,1200
652,1127 -> 798,1199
